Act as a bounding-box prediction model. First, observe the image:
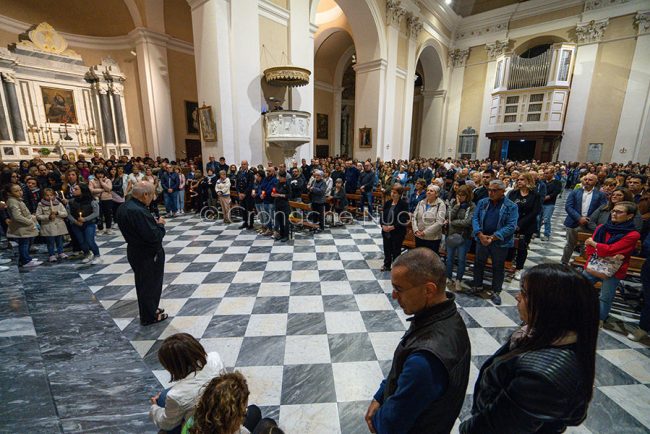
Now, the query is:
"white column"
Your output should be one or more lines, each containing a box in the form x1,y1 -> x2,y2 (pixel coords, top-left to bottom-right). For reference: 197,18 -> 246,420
353,59 -> 387,161
443,49 -> 469,158
613,12 -> 650,164
289,0 -> 315,162
420,90 -> 445,157
399,26 -> 418,160
559,19 -> 608,162
189,0 -> 235,163
230,0 -> 263,163
332,87 -> 343,155
382,23 -> 400,161
477,40 -> 508,159
130,28 -> 176,159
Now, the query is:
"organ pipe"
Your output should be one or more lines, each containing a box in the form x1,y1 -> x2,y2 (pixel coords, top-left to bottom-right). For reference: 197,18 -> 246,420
507,48 -> 551,90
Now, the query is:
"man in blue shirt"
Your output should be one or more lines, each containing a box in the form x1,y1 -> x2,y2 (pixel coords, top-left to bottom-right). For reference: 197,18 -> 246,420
159,165 -> 180,217
366,248 -> 470,434
471,179 -> 518,305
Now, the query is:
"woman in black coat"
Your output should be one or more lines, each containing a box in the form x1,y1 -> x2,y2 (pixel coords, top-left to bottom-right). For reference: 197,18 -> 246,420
380,184 -> 410,271
460,264 -> 598,434
506,172 -> 541,280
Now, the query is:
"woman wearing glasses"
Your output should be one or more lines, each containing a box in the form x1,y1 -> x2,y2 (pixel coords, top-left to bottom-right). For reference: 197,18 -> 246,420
582,201 -> 641,326
460,264 -> 598,433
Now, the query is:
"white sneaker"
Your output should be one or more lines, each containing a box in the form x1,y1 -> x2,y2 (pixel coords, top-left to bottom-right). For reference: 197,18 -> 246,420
514,270 -> 522,280
58,253 -> 68,260
23,260 -> 42,268
627,328 -> 648,342
455,280 -> 464,292
81,253 -> 94,264
91,256 -> 103,265
49,255 -> 58,262
0,265 -> 9,272
106,229 -> 114,235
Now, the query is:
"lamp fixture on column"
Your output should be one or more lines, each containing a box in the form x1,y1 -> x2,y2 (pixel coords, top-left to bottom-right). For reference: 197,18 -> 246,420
619,147 -> 627,154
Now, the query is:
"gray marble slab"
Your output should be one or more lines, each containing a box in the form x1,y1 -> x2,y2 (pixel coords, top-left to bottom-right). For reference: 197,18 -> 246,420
286,313 -> 327,335
328,333 -> 376,363
292,261 -> 318,271
360,310 -> 405,332
236,336 -> 286,366
253,297 -> 290,314
350,281 -> 384,294
323,295 -> 358,312
203,315 -> 251,338
289,282 -> 321,295
584,388 -> 649,433
338,400 -> 371,434
281,363 -> 336,405
319,270 -> 349,281
176,298 -> 220,316
262,271 -> 293,282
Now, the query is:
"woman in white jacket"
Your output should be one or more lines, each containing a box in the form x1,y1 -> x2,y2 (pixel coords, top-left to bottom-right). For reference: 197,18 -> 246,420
411,184 -> 447,254
150,333 -> 224,433
215,170 -> 232,224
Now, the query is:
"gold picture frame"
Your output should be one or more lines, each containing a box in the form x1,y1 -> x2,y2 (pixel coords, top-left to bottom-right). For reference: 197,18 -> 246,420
198,104 -> 217,142
359,127 -> 372,148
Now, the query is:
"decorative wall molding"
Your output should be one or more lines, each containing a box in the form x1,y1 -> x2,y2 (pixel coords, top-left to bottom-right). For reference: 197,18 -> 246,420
353,58 -> 388,74
448,48 -> 469,68
258,0 -> 290,27
421,89 -> 446,98
584,0 -> 630,12
0,14 -> 194,56
386,0 -> 407,27
314,80 -> 336,93
575,18 -> 609,44
406,13 -> 423,39
455,22 -> 508,42
485,39 -> 510,60
396,66 -> 408,79
634,11 -> 650,35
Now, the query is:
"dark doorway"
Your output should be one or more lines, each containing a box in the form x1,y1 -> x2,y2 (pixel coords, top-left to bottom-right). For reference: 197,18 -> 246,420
507,140 -> 536,161
185,139 -> 201,161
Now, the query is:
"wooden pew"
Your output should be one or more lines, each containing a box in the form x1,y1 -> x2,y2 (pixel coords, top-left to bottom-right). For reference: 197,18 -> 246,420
288,200 -> 319,238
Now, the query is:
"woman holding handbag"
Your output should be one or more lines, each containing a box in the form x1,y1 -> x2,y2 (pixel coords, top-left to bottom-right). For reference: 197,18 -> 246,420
411,184 -> 447,254
582,201 -> 640,326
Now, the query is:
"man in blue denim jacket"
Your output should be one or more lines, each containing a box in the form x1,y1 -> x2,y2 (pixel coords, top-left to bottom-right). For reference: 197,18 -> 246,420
470,180 -> 518,305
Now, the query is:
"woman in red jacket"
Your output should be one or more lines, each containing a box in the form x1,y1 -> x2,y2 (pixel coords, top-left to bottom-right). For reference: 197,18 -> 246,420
583,201 -> 640,325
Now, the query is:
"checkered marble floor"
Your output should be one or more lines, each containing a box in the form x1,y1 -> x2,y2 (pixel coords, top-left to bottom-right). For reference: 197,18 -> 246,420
78,195 -> 650,434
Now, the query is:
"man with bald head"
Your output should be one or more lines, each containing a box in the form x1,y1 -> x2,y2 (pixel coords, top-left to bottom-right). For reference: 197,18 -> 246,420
561,172 -> 607,265
116,181 -> 168,325
366,248 -> 470,434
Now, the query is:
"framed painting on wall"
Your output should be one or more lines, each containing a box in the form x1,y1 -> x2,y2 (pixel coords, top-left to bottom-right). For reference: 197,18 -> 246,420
198,105 -> 217,142
316,113 -> 328,139
185,101 -> 199,135
41,87 -> 78,124
359,127 -> 372,148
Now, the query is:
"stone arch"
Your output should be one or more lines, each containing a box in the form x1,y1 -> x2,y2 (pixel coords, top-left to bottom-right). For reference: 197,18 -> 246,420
310,0 -> 386,63
314,27 -> 352,54
514,35 -> 568,56
122,0 -> 143,27
416,41 -> 445,91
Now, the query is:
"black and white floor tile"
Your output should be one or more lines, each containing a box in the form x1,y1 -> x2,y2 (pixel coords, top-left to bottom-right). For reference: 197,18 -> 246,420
1,195 -> 648,433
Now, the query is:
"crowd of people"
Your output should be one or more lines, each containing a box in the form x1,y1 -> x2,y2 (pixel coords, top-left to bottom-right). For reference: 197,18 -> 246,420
1,152 -> 649,432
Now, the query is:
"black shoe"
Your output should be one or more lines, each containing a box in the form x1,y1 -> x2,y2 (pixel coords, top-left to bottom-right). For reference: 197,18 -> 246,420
280,237 -> 289,242
468,286 -> 482,295
491,293 -> 502,305
239,224 -> 248,229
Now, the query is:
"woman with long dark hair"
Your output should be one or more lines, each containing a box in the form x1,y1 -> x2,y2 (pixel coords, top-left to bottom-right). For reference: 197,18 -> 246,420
380,184 -> 410,272
507,172 -> 541,280
460,264 -> 599,433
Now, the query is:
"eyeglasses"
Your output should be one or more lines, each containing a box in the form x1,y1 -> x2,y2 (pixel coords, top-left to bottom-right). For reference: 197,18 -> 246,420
487,188 -> 502,193
610,209 -> 628,215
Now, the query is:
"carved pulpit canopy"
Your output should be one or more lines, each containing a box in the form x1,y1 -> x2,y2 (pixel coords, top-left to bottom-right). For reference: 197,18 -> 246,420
263,66 -> 311,87
15,22 -> 82,60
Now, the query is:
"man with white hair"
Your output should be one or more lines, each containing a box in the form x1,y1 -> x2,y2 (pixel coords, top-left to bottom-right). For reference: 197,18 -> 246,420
116,181 -> 168,325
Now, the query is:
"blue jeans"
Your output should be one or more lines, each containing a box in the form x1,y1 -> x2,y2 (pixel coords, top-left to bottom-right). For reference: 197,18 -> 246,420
70,223 -> 100,256
177,189 -> 185,212
263,203 -> 275,229
16,237 -> 33,265
359,191 -> 373,214
582,271 -> 621,321
541,204 -> 555,238
46,235 -> 64,256
446,238 -> 472,281
156,388 -> 182,434
164,191 -> 179,214
473,242 -> 508,293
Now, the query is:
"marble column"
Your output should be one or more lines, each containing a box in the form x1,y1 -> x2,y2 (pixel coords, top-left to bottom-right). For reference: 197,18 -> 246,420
443,49 -> 469,158
0,86 -> 10,141
559,19 -> 608,162
110,82 -> 127,145
130,28 -> 176,159
399,16 -> 421,160
289,0 -> 316,162
420,90 -> 446,157
97,82 -> 116,145
477,40 -> 509,159
613,11 -> 650,164
332,87 -> 343,156
1,72 -> 26,143
188,0 -> 235,163
381,12 -> 401,161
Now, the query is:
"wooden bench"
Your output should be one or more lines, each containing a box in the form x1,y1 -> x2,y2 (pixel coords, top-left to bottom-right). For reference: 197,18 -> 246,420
288,200 -> 319,238
571,232 -> 645,276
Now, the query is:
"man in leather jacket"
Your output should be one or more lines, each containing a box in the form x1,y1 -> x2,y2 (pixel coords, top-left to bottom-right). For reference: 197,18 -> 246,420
365,248 -> 470,434
236,160 -> 255,230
